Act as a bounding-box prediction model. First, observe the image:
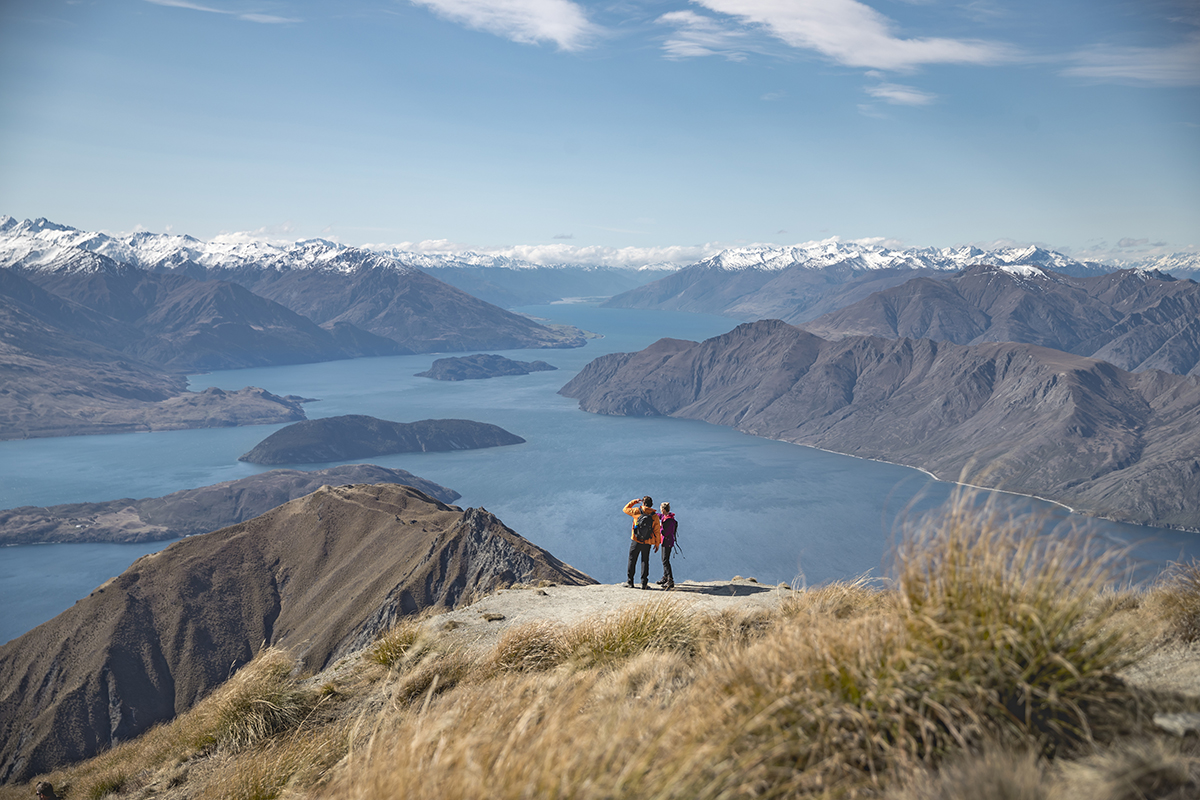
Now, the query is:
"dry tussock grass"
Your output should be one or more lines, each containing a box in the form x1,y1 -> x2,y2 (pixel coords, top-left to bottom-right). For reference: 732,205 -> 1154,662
0,647 -> 335,800
1149,559 -> 1200,643
319,492 -> 1174,799
561,597 -> 701,669
488,619 -> 570,673
198,723 -> 350,800
366,614 -> 432,669
190,648 -> 325,754
7,491 -> 1199,800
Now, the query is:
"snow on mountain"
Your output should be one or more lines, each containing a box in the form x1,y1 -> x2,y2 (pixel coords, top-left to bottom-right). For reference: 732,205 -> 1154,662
1,216 -> 1195,280
1110,252 -> 1200,277
0,218 -> 419,276
692,240 -> 1111,276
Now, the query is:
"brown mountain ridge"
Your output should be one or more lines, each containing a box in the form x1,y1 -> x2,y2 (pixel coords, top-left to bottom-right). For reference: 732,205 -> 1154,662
0,482 -> 596,783
560,319 -> 1200,531
802,265 -> 1200,376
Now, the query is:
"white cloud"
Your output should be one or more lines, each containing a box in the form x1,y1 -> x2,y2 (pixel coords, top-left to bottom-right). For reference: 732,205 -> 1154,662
865,81 -> 936,105
1062,34 -> 1200,87
408,0 -> 596,51
692,0 -> 1015,71
657,10 -> 751,61
143,0 -> 299,23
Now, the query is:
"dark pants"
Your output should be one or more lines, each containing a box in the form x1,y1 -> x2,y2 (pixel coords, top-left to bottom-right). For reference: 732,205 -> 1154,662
660,544 -> 674,585
627,540 -> 652,585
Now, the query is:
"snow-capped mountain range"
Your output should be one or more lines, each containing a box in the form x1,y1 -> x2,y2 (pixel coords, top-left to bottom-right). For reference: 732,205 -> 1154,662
2,215 -> 1197,279
694,242 -> 1113,276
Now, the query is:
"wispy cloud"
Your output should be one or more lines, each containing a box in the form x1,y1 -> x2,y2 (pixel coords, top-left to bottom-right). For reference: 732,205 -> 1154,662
691,0 -> 1015,71
144,0 -> 299,23
408,0 -> 597,51
1062,34 -> 1200,87
865,81 -> 936,105
657,10 -> 752,61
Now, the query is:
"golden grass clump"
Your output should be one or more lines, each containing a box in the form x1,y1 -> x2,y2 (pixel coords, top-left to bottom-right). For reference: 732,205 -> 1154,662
1055,738 -> 1200,800
489,619 -> 569,673
883,746 -> 1051,800
387,644 -> 476,707
189,647 -> 323,753
1154,559 -> 1200,643
894,491 -> 1137,752
778,573 -> 894,620
561,598 -> 701,669
199,723 -> 351,800
335,670 -> 676,800
367,615 -> 431,669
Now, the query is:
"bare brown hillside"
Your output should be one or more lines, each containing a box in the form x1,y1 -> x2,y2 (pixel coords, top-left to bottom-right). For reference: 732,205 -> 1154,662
560,320 -> 1200,530
0,483 -> 595,783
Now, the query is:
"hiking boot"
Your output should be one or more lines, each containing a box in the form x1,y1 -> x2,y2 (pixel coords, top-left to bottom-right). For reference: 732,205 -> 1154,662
656,577 -> 666,585
625,581 -> 634,588
666,582 -> 675,590
641,581 -> 649,590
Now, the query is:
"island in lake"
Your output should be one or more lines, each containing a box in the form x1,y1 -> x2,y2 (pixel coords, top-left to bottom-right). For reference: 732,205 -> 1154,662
415,353 -> 558,381
239,414 -> 526,465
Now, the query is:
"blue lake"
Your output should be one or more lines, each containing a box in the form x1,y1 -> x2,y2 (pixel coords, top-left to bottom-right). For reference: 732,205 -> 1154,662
2,304 -> 1197,645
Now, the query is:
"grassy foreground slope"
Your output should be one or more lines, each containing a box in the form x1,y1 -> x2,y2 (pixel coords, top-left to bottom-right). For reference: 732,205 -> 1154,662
5,492 -> 1200,800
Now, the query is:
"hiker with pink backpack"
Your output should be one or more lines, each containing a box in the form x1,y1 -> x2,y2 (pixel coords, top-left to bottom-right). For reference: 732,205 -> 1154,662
656,502 -> 678,590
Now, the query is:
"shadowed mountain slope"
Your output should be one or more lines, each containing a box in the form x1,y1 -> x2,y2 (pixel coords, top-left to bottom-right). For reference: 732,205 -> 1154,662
24,262 -> 404,371
803,265 -> 1200,375
0,270 -> 307,440
560,320 -> 1200,530
0,465 -> 460,545
601,243 -> 1112,324
0,483 -> 596,783
214,264 -> 586,352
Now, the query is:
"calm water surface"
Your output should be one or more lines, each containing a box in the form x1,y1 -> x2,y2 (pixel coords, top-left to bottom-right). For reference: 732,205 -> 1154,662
2,305 -> 1196,644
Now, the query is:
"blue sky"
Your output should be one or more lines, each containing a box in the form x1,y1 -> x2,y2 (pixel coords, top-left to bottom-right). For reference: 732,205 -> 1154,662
1,0 -> 1197,263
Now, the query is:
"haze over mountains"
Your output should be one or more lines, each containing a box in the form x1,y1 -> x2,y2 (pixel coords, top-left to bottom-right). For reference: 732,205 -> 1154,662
0,268 -> 311,439
0,216 -> 587,359
0,216 -> 593,438
603,241 -> 1200,324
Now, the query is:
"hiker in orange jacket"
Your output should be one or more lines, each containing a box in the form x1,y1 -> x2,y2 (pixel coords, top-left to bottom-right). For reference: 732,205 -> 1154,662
624,496 -> 662,589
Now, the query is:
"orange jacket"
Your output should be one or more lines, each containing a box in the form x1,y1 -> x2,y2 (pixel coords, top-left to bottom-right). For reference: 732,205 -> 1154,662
623,499 -> 662,545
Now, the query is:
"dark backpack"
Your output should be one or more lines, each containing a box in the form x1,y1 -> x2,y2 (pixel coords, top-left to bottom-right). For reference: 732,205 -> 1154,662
633,511 -> 656,543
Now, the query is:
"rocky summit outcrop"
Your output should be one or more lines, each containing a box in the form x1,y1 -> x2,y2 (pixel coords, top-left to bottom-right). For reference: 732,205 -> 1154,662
560,320 -> 1200,531
239,415 -> 526,465
415,353 -> 558,381
0,464 -> 460,545
0,483 -> 596,783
